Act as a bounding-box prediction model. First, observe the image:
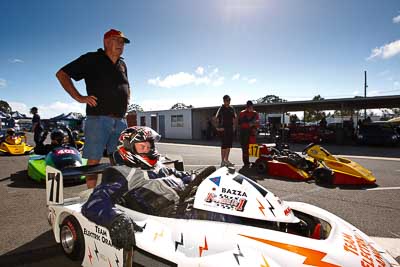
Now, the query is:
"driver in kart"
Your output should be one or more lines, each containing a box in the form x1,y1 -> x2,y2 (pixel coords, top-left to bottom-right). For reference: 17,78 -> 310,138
2,128 -> 17,144
81,126 -> 197,250
34,127 -> 76,155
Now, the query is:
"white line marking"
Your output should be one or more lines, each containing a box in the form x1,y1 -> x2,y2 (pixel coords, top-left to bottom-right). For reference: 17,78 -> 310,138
366,187 -> 400,191
371,237 -> 400,260
159,143 -> 400,161
338,155 -> 400,162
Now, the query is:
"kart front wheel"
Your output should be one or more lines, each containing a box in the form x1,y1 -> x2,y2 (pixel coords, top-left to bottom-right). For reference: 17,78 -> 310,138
255,160 -> 268,174
313,167 -> 334,186
60,215 -> 85,262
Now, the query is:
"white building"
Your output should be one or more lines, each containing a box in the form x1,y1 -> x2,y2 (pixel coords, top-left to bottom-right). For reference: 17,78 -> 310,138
137,109 -> 193,139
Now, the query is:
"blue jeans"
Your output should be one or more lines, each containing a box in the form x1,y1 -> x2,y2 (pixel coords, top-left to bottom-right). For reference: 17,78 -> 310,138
83,116 -> 127,160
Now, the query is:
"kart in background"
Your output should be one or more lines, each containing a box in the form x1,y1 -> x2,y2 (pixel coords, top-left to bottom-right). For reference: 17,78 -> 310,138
28,146 -> 88,182
45,164 -> 397,267
0,131 -> 34,155
250,143 -> 376,185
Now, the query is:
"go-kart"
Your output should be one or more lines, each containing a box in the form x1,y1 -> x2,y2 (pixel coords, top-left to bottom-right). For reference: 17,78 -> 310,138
45,164 -> 397,266
28,146 -> 88,182
0,131 -> 34,155
250,143 -> 376,185
303,143 -> 376,185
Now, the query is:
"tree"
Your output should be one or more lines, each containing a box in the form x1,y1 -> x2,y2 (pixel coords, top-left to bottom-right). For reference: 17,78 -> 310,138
127,104 -> 144,112
303,95 -> 325,122
0,100 -> 12,113
256,94 -> 287,104
170,103 -> 193,110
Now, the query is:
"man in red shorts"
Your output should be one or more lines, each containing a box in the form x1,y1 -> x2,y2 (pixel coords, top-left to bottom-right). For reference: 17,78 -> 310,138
239,100 -> 259,167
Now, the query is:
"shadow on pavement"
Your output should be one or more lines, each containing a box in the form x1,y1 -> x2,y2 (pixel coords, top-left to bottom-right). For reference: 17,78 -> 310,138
2,170 -> 45,189
0,230 -> 59,266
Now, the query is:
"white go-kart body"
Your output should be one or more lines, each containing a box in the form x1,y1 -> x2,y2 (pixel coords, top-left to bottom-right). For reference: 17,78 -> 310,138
45,165 -> 398,267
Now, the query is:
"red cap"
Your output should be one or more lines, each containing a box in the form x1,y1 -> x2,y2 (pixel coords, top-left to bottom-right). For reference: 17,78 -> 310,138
104,29 -> 130,44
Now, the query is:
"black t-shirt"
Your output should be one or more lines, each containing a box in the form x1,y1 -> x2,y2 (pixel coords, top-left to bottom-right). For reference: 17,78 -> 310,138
216,105 -> 236,129
32,114 -> 42,133
61,49 -> 130,117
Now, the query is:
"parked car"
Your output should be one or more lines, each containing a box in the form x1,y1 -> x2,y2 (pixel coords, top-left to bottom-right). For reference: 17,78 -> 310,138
288,125 -> 335,143
356,122 -> 400,146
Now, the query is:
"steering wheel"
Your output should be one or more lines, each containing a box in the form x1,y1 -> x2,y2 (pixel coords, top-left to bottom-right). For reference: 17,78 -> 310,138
179,166 -> 216,201
302,143 -> 316,155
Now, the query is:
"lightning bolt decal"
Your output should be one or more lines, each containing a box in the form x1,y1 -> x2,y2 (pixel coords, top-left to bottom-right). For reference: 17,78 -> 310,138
153,230 -> 164,241
88,246 -> 93,265
94,242 -> 99,261
266,199 -> 275,217
199,236 -> 208,257
260,254 -> 270,267
175,233 -> 184,251
115,253 -> 120,267
240,235 -> 340,267
233,244 -> 244,265
257,199 -> 266,216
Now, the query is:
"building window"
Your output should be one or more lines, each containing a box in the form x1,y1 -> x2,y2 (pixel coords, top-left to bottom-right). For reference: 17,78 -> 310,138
171,115 -> 184,127
140,116 -> 146,126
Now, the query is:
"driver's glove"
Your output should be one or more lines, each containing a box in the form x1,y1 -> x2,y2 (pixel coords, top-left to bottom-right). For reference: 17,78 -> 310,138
109,214 -> 143,250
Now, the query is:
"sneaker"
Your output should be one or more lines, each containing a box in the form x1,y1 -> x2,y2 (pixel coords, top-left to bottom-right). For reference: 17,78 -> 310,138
220,161 -> 227,167
225,160 -> 235,167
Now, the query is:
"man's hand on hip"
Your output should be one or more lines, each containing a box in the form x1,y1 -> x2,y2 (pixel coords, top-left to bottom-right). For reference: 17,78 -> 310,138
77,95 -> 98,107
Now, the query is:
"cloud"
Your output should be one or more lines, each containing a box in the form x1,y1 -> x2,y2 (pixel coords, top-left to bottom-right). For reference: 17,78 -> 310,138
367,39 -> 400,60
148,72 -> 196,88
393,14 -> 400,24
195,66 -> 204,75
248,78 -> 257,84
148,66 -> 225,88
353,90 -> 360,96
0,78 -> 6,88
9,101 -> 85,119
9,59 -> 24,64
212,77 -> 225,87
232,73 -> 240,80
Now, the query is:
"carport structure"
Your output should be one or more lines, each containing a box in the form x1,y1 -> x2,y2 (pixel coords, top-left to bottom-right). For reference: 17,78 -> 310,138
191,95 -> 400,140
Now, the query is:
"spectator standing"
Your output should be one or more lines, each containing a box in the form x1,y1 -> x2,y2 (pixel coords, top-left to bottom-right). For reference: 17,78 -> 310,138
214,95 -> 237,167
56,29 -> 131,188
238,100 -> 259,167
30,107 -> 42,145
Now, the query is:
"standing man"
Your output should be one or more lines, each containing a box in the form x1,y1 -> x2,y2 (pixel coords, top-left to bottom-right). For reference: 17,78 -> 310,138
214,95 -> 237,167
56,29 -> 131,189
30,107 -> 42,146
239,101 -> 259,167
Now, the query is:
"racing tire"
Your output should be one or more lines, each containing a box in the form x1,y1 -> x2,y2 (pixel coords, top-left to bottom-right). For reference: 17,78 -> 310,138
312,167 -> 334,186
255,160 -> 268,174
60,215 -> 85,262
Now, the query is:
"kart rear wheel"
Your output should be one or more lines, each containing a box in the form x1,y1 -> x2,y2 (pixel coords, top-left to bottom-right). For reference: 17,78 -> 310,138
313,167 -> 334,186
255,160 -> 268,174
60,215 -> 85,262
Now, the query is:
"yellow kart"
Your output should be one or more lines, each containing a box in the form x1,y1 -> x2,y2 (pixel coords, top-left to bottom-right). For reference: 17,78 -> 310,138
0,132 -> 34,155
303,143 -> 376,185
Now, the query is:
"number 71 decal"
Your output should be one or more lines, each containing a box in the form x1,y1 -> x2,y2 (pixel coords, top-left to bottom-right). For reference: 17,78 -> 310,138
46,166 -> 64,205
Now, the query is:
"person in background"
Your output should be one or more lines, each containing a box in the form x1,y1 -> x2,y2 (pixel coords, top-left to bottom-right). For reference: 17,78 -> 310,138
213,95 -> 237,167
56,29 -> 131,189
238,100 -> 259,167
30,107 -> 42,146
34,127 -> 76,155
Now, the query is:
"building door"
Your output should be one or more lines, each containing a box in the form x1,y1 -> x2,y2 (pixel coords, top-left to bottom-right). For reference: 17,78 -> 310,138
159,115 -> 165,137
151,115 -> 158,132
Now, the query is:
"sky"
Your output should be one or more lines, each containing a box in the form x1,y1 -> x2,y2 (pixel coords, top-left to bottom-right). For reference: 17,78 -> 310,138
1,0 -> 399,118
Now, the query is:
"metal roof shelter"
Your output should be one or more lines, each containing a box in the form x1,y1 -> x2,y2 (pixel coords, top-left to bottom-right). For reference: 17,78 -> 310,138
193,95 -> 400,114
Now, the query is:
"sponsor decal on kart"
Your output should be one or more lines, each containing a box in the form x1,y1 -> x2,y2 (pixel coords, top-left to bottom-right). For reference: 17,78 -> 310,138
342,232 -> 386,267
204,191 -> 247,212
83,225 -> 113,247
